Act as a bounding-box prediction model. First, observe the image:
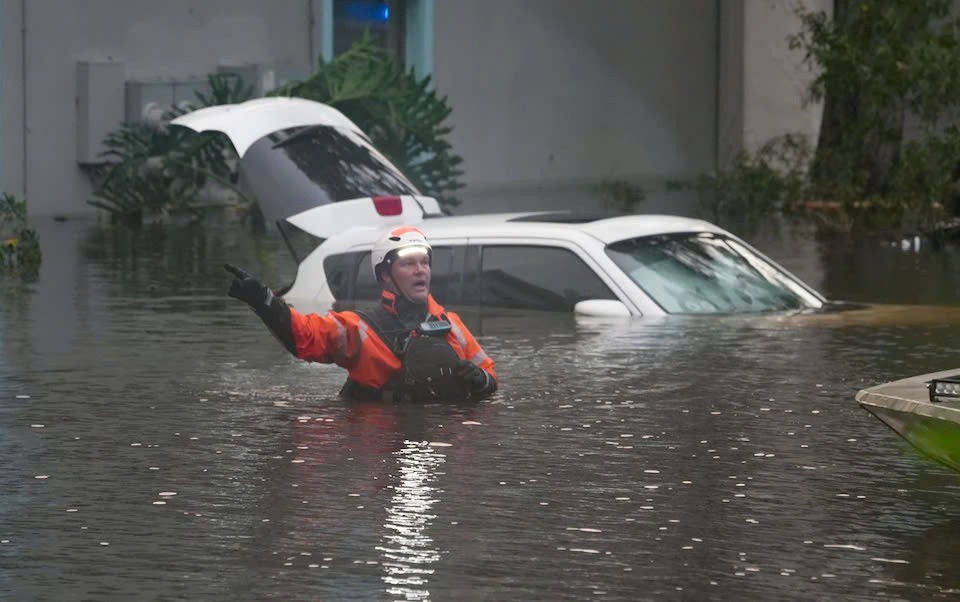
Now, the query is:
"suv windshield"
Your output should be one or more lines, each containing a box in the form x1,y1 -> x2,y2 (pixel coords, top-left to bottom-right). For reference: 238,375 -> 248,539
605,233 -> 823,314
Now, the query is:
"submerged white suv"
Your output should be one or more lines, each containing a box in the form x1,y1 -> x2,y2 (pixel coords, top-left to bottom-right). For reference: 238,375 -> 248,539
173,98 -> 826,317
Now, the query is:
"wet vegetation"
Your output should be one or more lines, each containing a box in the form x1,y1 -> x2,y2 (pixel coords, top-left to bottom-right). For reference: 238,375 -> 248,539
83,74 -> 255,228
84,35 -> 463,228
0,193 -> 42,278
704,0 -> 960,240
269,34 -> 464,210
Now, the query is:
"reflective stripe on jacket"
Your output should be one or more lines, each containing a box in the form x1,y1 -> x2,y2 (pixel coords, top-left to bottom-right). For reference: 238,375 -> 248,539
288,294 -> 497,391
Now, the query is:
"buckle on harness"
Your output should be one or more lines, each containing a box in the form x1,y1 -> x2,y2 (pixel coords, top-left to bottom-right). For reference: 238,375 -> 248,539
417,320 -> 451,337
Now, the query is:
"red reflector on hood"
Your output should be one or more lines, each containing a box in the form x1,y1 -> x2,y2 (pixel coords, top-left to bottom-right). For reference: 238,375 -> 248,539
372,196 -> 403,216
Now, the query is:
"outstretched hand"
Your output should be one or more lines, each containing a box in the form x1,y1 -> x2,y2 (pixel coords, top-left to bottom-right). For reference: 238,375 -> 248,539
455,359 -> 488,391
224,263 -> 270,309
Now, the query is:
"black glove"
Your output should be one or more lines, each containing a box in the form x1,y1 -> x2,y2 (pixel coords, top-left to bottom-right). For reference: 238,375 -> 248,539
455,359 -> 488,392
224,263 -> 272,309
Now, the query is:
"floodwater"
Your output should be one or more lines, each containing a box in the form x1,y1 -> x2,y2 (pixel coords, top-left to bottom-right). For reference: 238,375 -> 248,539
4,216 -> 960,601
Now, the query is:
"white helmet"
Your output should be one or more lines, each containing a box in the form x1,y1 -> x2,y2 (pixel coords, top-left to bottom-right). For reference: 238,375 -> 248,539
371,225 -> 432,281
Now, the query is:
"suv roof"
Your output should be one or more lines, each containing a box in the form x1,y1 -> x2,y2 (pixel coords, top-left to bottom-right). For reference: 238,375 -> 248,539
406,212 -> 722,246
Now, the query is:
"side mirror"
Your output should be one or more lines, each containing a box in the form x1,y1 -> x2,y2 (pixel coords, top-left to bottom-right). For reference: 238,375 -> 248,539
573,299 -> 632,317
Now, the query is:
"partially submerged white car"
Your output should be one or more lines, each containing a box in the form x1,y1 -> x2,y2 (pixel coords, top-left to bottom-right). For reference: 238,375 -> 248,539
173,98 -> 827,317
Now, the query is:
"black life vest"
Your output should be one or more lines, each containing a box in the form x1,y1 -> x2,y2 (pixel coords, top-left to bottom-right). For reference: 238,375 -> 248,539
342,308 -> 467,402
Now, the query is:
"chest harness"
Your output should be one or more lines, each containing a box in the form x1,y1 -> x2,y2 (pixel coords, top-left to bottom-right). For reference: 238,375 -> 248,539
340,307 -> 467,402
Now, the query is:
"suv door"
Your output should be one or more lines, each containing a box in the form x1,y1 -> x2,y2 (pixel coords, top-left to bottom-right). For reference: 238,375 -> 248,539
470,243 -> 618,311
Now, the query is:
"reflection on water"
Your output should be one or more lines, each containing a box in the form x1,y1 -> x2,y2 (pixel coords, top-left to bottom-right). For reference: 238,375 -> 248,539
4,217 -> 960,600
377,440 -> 444,600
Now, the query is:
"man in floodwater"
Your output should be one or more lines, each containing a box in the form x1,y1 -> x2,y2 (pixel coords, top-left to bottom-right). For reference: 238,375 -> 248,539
224,225 -> 498,402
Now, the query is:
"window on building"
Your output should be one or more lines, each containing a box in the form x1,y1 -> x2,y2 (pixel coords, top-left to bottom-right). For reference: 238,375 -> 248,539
479,246 -> 617,311
333,0 -> 407,62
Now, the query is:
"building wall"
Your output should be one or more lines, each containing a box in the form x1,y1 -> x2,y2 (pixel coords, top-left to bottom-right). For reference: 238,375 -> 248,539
432,0 -> 719,203
741,0 -> 830,155
716,0 -> 745,170
2,0 -> 831,217
2,0 -> 320,217
2,0 -> 27,202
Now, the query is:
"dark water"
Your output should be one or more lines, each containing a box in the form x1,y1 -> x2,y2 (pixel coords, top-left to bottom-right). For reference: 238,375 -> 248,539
4,217 -> 960,601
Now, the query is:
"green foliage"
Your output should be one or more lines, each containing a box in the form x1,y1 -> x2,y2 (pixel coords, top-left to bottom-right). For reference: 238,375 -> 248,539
788,0 -> 960,227
700,134 -> 813,220
271,34 -> 464,209
84,73 -> 254,227
0,193 -> 42,277
793,0 -> 960,122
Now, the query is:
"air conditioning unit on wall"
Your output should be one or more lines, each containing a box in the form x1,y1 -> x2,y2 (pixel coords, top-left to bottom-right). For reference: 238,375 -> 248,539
76,60 -> 310,165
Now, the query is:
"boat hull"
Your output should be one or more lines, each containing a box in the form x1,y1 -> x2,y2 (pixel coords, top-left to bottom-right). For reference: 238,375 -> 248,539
857,369 -> 960,473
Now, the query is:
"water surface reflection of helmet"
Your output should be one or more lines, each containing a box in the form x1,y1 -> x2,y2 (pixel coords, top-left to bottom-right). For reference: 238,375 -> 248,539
371,226 -> 432,281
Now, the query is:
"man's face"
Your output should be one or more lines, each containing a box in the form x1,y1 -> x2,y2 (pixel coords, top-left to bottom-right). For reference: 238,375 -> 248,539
384,248 -> 431,303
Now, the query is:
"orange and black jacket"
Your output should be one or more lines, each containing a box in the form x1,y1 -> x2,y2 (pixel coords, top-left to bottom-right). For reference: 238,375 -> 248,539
256,289 -> 497,400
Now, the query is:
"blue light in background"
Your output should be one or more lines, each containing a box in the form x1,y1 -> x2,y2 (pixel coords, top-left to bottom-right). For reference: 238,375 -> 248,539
346,1 -> 391,23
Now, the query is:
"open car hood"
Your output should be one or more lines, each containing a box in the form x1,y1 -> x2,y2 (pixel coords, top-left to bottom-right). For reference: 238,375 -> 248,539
170,97 -> 366,156
170,97 -> 441,237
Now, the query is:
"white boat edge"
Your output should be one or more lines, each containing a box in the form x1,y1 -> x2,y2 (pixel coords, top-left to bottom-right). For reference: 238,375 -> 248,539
856,368 -> 960,425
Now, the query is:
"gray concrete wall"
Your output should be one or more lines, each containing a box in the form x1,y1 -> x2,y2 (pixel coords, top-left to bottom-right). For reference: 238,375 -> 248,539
2,0 -> 833,218
2,0 -> 27,201
742,0 -> 829,153
717,0 -> 830,167
433,0 -> 719,211
717,0 -> 745,170
2,0 -> 318,217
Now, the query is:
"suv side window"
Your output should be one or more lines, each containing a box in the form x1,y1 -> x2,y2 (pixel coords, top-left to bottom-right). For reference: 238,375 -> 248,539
352,252 -> 381,301
323,246 -> 464,305
479,245 -> 616,311
323,252 -> 362,300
